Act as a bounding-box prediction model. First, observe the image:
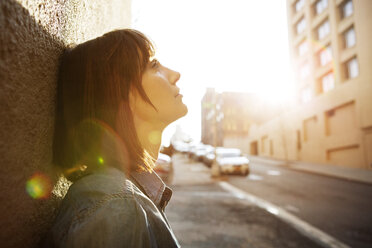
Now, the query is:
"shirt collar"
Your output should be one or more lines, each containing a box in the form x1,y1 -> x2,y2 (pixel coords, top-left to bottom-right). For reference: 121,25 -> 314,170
130,169 -> 172,210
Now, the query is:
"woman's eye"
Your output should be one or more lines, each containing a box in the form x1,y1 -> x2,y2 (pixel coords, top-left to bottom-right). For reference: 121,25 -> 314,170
151,59 -> 159,69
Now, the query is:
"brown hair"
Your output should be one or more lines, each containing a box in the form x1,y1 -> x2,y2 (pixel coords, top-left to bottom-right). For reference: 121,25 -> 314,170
53,29 -> 156,180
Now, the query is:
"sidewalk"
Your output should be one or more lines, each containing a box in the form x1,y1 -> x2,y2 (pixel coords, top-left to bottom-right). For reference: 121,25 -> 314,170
246,155 -> 372,185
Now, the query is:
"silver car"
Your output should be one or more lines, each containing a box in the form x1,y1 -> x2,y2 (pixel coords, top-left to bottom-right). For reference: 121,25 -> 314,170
214,148 -> 249,176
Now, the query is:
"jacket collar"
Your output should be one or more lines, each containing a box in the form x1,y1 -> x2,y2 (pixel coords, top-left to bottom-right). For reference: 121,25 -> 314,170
130,170 -> 172,210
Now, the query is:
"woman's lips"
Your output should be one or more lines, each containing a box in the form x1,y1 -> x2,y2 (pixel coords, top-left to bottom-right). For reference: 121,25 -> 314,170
175,93 -> 183,98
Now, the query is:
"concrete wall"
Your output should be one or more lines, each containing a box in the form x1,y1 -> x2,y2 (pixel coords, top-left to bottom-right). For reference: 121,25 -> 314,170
0,0 -> 131,247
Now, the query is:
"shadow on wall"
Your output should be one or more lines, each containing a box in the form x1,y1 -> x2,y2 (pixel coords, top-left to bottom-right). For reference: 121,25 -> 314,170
0,0 -> 69,247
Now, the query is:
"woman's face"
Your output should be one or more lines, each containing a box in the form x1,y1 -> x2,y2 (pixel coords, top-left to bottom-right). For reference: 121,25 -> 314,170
130,59 -> 188,126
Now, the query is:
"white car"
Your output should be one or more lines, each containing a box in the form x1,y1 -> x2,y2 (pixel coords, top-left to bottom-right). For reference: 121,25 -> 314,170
214,148 -> 249,176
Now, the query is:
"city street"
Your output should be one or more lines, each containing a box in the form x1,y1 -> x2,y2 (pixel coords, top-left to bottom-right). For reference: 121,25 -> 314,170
166,154 -> 322,248
166,154 -> 372,248
231,157 -> 372,248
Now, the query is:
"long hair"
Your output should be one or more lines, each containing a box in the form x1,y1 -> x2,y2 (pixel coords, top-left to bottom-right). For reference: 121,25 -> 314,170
53,29 -> 156,180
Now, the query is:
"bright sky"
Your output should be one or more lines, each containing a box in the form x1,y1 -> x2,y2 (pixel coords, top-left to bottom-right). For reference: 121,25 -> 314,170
132,0 -> 295,145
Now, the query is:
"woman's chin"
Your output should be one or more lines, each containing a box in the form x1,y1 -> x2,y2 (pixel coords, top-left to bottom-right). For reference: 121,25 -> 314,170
179,104 -> 188,118
167,105 -> 188,124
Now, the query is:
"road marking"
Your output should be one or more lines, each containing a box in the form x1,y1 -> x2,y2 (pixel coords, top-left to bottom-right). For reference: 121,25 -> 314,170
267,170 -> 281,176
218,181 -> 350,248
247,174 -> 263,181
284,204 -> 300,213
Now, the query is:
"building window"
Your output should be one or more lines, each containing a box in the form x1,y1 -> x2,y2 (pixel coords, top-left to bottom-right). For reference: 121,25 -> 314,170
317,20 -> 330,40
341,0 -> 353,19
346,57 -> 359,79
296,130 -> 302,150
300,63 -> 310,79
319,46 -> 332,66
321,72 -> 335,92
344,26 -> 356,48
315,0 -> 328,15
296,18 -> 306,34
303,116 -> 317,141
295,0 -> 305,12
298,40 -> 309,56
301,87 -> 312,103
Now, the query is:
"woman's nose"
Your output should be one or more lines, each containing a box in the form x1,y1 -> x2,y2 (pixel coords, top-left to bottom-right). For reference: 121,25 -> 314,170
170,70 -> 181,85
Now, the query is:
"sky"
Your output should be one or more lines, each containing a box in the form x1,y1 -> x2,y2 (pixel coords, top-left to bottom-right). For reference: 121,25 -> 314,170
132,0 -> 295,145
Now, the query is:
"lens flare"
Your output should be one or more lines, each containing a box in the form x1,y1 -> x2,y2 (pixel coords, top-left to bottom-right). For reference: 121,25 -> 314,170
149,130 -> 161,145
26,173 -> 52,199
98,156 -> 104,165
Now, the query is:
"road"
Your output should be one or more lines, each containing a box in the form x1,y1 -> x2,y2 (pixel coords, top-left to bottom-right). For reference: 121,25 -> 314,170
221,156 -> 372,248
166,154 -> 323,248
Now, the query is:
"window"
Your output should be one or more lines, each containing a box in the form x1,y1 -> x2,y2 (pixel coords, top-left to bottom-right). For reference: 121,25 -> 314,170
346,57 -> 359,79
315,0 -> 328,15
321,72 -> 335,92
296,18 -> 306,34
298,40 -> 309,56
301,87 -> 312,103
319,46 -> 332,66
341,0 -> 353,19
295,0 -> 305,12
296,130 -> 301,150
300,63 -> 310,79
317,20 -> 330,40
303,116 -> 317,141
344,27 -> 356,48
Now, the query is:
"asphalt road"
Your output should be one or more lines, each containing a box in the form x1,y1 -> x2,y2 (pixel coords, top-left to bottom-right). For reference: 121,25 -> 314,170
226,157 -> 372,248
166,154 -> 322,248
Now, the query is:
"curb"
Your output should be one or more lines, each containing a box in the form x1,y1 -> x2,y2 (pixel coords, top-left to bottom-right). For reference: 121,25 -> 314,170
246,155 -> 372,185
287,164 -> 372,186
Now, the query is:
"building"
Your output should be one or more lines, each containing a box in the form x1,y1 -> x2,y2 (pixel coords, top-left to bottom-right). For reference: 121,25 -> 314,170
201,89 -> 280,153
247,0 -> 372,168
201,1 -> 372,169
201,88 -> 224,147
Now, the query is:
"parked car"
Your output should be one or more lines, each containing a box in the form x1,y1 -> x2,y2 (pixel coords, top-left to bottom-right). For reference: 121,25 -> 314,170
188,143 -> 206,161
202,150 -> 216,167
212,148 -> 249,176
160,144 -> 175,157
203,147 -> 239,167
173,141 -> 190,154
194,145 -> 214,162
154,153 -> 174,184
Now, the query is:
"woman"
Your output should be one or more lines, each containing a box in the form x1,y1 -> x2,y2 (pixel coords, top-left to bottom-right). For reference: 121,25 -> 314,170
46,29 -> 187,247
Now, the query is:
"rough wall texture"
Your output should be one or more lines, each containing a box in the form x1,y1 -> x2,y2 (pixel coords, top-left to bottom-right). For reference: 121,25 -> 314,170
0,0 -> 131,247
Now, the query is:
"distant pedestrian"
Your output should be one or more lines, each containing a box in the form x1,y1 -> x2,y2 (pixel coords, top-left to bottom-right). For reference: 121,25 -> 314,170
44,29 -> 187,247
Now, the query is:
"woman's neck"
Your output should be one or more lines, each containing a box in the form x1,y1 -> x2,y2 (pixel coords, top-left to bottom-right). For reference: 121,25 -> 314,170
133,117 -> 165,160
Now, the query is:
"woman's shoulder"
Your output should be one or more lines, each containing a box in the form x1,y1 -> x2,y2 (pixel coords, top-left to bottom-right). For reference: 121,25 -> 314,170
68,166 -> 137,198
59,166 -> 157,215
47,167 -> 163,247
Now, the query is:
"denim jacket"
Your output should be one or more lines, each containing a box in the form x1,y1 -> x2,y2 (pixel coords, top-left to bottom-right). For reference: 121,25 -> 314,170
44,165 -> 180,248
